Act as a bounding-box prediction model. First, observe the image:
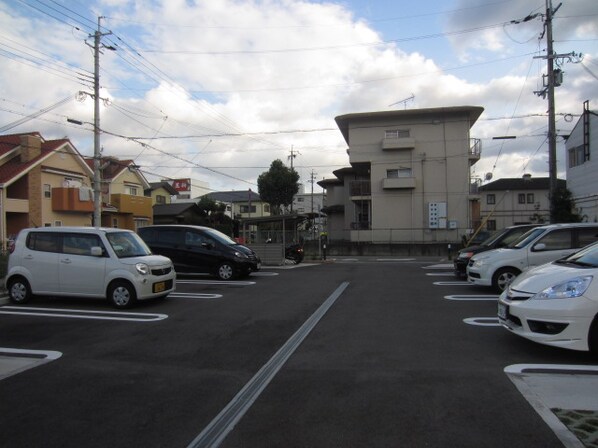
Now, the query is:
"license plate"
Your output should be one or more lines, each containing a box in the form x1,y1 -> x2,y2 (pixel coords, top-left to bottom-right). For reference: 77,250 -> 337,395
497,303 -> 508,320
153,281 -> 166,293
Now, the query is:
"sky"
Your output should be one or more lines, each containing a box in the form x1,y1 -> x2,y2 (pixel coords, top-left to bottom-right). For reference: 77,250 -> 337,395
0,0 -> 597,196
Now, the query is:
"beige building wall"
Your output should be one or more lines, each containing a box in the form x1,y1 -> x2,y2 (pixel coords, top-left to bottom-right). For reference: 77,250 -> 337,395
336,107 -> 482,243
40,151 -> 93,227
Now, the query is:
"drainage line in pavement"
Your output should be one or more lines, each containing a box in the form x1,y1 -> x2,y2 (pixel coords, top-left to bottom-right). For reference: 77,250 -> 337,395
187,281 -> 350,448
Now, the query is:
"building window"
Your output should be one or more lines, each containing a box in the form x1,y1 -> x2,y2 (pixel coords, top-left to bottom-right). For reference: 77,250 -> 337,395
126,186 -> 138,196
54,221 -> 62,227
297,197 -> 304,203
156,195 -> 166,204
527,193 -> 534,204
240,205 -> 257,214
112,218 -> 118,228
487,194 -> 495,205
44,184 -> 51,198
487,220 -> 497,231
568,145 -> 587,168
385,129 -> 410,139
518,194 -> 525,204
387,168 -> 412,178
264,204 -> 270,213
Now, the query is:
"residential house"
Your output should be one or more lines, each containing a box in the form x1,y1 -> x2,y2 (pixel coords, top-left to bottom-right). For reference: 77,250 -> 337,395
152,202 -> 203,224
477,176 -> 565,230
145,181 -> 179,206
203,190 -> 271,219
0,132 -> 94,250
86,156 -> 152,230
318,106 -> 484,244
566,100 -> 598,223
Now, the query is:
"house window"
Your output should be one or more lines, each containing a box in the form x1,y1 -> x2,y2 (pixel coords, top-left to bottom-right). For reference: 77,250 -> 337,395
156,195 -> 166,204
44,184 -> 51,198
54,221 -> 62,227
487,194 -> 496,205
297,197 -> 304,203
112,218 -> 118,228
527,193 -> 534,204
264,204 -> 270,213
385,129 -> 410,139
518,194 -> 525,204
126,186 -> 138,196
240,205 -> 257,214
487,220 -> 497,231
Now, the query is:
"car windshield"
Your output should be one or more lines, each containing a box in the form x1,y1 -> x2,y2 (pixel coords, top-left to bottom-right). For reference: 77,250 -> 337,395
559,242 -> 598,267
479,229 -> 509,246
107,231 -> 152,258
509,228 -> 547,249
202,227 -> 238,246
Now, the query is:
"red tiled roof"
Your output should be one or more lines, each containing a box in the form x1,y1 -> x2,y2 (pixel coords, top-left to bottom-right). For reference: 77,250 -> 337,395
0,133 -> 81,184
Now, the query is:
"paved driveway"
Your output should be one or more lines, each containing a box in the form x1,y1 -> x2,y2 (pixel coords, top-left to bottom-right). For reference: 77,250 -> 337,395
0,259 -> 596,447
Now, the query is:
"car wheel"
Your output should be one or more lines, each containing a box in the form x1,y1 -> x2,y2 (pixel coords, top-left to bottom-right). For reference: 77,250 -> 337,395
108,280 -> 136,309
8,276 -> 32,304
216,262 -> 235,280
492,268 -> 520,293
589,316 -> 598,355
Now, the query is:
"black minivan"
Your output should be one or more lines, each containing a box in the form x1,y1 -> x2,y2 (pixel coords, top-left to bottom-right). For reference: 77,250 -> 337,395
138,225 -> 261,280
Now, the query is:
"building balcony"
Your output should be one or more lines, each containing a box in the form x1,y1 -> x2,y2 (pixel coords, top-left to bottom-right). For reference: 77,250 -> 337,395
469,138 -> 481,163
110,193 -> 152,217
52,187 -> 94,213
4,197 -> 29,213
349,180 -> 371,197
382,177 -> 416,189
382,137 -> 416,150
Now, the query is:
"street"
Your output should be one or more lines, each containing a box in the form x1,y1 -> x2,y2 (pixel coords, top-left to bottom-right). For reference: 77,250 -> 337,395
1,259 -> 597,447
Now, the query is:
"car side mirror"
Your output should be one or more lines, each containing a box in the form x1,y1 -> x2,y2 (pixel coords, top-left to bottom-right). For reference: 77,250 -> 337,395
90,246 -> 103,256
532,243 -> 546,251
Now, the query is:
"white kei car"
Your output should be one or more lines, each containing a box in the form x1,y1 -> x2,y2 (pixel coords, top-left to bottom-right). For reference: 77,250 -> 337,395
497,241 -> 598,353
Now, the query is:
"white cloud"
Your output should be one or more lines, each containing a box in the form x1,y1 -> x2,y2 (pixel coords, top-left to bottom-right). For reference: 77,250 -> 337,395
0,0 -> 596,193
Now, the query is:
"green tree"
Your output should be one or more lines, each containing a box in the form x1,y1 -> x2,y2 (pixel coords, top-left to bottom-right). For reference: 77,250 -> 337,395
257,159 -> 300,215
551,184 -> 581,223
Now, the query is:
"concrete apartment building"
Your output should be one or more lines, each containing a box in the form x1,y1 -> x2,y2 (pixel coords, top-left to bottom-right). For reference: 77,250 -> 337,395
566,100 -> 597,223
0,133 -> 95,250
319,106 -> 484,246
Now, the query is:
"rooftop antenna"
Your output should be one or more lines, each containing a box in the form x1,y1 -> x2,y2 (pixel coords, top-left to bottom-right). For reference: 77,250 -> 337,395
389,94 -> 414,109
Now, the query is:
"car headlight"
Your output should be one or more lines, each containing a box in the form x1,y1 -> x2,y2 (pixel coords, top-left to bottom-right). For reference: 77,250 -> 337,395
234,251 -> 248,259
135,263 -> 150,275
532,276 -> 593,300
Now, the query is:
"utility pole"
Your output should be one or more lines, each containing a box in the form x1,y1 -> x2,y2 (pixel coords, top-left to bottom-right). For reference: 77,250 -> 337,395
91,17 -> 112,227
545,0 -> 558,223
288,147 -> 299,212
533,1 -> 580,222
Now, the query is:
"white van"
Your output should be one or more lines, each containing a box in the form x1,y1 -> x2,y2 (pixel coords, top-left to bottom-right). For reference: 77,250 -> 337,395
5,227 -> 176,308
467,223 -> 598,292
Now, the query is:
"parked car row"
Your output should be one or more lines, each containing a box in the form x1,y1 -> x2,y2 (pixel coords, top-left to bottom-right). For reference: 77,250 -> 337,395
461,222 -> 598,354
4,225 -> 262,309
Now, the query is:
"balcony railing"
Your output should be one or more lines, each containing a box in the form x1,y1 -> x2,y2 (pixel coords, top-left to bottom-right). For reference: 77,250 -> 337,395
350,181 -> 371,197
110,193 -> 152,216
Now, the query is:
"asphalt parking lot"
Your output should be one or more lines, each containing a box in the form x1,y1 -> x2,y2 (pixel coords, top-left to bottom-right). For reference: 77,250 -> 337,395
1,258 -> 597,447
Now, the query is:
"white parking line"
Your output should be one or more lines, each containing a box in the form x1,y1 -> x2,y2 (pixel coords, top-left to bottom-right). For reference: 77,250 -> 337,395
426,272 -> 455,277
176,280 -> 256,286
433,281 -> 472,286
0,306 -> 167,322
463,317 -> 500,326
169,292 -> 223,300
505,364 -> 598,448
250,272 -> 279,277
445,295 -> 499,301
0,347 -> 63,380
423,263 -> 453,269
376,258 -> 416,262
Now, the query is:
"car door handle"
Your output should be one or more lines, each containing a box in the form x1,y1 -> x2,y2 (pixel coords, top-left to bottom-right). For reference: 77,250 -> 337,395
60,258 -> 72,264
